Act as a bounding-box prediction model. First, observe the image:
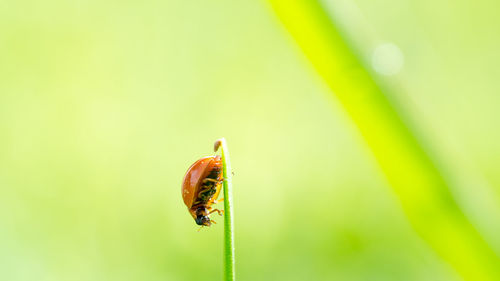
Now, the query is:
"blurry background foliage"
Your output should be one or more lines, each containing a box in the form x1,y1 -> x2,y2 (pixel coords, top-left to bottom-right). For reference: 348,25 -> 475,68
0,0 -> 499,281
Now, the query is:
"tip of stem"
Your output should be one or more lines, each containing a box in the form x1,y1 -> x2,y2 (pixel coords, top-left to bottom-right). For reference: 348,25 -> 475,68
214,138 -> 224,152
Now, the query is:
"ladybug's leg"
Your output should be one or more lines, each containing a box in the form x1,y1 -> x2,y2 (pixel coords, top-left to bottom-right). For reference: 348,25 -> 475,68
212,198 -> 224,204
208,208 -> 224,216
203,178 -> 219,184
208,177 -> 225,185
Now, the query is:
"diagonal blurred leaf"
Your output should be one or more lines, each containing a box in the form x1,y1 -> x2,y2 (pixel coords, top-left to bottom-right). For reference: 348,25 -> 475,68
268,0 -> 500,280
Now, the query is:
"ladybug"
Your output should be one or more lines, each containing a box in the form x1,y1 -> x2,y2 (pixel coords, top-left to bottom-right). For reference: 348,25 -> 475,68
182,155 -> 224,226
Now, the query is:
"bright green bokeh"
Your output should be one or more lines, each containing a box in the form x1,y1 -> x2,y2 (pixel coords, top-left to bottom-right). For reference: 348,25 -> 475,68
269,1 -> 500,280
0,0 -> 499,280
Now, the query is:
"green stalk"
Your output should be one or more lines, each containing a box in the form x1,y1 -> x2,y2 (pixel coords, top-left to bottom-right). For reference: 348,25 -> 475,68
214,138 -> 235,281
268,1 -> 500,280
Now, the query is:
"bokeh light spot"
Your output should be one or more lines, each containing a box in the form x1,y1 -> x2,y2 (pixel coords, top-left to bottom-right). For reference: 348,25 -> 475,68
371,42 -> 404,76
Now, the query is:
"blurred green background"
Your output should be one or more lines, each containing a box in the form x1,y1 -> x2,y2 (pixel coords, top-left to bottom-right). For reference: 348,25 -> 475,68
1,0 -> 499,280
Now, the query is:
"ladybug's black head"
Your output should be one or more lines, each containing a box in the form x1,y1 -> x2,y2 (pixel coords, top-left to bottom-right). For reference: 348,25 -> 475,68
195,215 -> 211,226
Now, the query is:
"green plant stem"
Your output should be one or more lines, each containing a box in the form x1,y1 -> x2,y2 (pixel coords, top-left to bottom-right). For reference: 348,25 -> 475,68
268,1 -> 500,280
215,138 -> 235,281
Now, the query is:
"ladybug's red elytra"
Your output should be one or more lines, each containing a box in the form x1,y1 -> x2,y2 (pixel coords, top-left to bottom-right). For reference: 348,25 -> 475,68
182,155 -> 224,226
